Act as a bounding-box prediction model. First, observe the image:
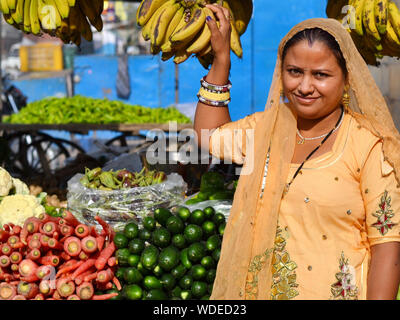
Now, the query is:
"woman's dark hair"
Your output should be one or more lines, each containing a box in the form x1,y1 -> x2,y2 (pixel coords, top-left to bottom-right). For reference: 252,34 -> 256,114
282,28 -> 348,77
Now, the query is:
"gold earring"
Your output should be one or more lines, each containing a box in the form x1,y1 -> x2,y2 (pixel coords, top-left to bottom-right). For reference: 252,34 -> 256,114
342,88 -> 350,109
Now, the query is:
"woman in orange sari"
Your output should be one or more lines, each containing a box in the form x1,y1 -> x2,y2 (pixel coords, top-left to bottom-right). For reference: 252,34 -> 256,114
194,4 -> 400,300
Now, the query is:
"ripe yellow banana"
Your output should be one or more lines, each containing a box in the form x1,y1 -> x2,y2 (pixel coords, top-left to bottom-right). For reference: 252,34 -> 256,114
3,13 -> 14,25
388,0 -> 400,38
54,0 -> 69,19
0,0 -> 10,14
363,0 -> 381,41
173,48 -> 190,64
222,1 -> 243,58
161,50 -> 175,61
374,0 -> 388,34
197,51 -> 213,70
141,3 -> 162,41
43,0 -> 62,27
226,0 -> 248,36
136,0 -> 168,27
67,0 -> 75,6
30,0 -> 41,34
150,0 -> 180,47
350,0 -> 366,36
384,20 -> 400,48
23,0 -> 31,32
186,7 -> 214,54
170,5 -> 206,46
10,0 -> 23,24
160,6 -> 184,51
6,0 -> 15,11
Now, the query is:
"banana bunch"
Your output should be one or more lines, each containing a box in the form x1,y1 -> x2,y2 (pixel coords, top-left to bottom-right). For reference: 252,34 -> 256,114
0,0 -> 104,47
326,0 -> 400,66
136,0 -> 253,69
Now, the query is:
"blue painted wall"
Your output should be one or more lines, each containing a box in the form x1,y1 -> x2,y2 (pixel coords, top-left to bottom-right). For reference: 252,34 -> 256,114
12,1 -> 327,125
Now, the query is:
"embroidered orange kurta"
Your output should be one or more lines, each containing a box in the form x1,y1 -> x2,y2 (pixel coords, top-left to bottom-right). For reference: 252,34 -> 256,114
210,111 -> 400,300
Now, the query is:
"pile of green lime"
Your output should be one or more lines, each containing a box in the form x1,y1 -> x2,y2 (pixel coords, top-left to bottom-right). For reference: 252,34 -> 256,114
112,206 -> 226,300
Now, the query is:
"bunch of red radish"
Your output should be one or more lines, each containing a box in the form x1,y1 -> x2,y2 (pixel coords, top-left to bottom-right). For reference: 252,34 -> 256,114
0,210 -> 120,300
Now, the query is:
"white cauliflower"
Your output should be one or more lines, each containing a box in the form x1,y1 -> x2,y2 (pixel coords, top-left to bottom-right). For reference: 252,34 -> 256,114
0,167 -> 13,196
11,178 -> 30,195
0,194 -> 45,227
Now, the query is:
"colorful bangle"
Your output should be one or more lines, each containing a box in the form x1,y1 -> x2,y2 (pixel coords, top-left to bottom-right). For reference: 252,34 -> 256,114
197,94 -> 230,107
200,76 -> 232,93
198,87 -> 231,102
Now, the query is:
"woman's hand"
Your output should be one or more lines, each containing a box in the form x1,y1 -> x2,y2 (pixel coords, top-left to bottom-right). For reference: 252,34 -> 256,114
205,3 -> 231,63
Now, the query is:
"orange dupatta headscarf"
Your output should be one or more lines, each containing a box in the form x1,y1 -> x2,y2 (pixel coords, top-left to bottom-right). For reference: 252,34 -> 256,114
210,18 -> 400,300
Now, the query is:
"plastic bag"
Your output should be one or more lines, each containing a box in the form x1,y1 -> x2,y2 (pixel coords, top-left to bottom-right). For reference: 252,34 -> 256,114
182,195 -> 233,221
67,173 -> 187,231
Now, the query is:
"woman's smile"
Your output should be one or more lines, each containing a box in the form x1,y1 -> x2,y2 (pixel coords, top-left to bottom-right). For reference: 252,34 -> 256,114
293,93 -> 320,105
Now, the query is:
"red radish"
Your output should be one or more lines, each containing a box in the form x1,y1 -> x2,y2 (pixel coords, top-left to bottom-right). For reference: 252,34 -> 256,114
34,293 -> 45,300
0,255 -> 10,268
19,259 -> 38,278
0,283 -> 16,300
81,236 -> 98,254
39,279 -> 55,296
12,295 -> 26,300
96,236 -> 105,252
91,292 -> 119,300
61,210 -> 81,227
60,225 -> 74,237
1,244 -> 11,256
76,282 -> 94,300
67,294 -> 80,300
64,237 -> 81,257
26,248 -> 41,261
112,277 -> 122,291
74,224 -> 90,238
11,225 -> 22,235
36,265 -> 53,280
17,281 -> 39,299
71,258 -> 96,279
39,256 -> 59,267
107,257 -> 116,267
41,221 -> 57,236
96,268 -> 113,284
56,278 -> 75,298
28,238 -> 41,250
95,242 -> 116,270
9,252 -> 22,264
56,260 -> 83,278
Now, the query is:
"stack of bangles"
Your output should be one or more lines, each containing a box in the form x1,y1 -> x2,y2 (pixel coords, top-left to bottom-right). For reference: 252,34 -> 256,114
197,76 -> 232,107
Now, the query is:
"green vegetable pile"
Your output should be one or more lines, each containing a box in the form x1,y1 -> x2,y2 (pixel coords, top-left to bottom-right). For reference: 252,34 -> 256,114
185,172 -> 238,205
3,95 -> 192,124
80,167 -> 167,190
112,206 -> 226,300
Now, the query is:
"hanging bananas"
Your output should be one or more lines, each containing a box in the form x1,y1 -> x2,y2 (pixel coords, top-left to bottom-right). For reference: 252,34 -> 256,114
137,0 -> 253,69
0,0 -> 104,47
326,0 -> 400,66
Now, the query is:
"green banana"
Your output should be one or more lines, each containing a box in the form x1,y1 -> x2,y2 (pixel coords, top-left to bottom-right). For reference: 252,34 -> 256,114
6,0 -> 15,10
0,0 -> 10,14
10,0 -> 23,24
363,0 -> 381,41
53,0 -> 69,19
30,0 -> 41,34
23,0 -> 31,32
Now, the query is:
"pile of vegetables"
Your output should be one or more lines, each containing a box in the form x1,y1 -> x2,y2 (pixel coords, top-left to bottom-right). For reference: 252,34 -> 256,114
80,167 -> 167,191
3,95 -> 192,125
185,172 -> 237,205
113,206 -> 225,300
0,210 -> 119,300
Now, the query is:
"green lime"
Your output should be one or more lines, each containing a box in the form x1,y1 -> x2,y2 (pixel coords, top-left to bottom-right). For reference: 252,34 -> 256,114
128,254 -> 140,267
212,248 -> 221,262
143,216 -> 156,231
191,264 -> 207,280
152,227 -> 171,248
171,234 -> 186,249
170,286 -> 182,298
158,246 -> 180,271
208,283 -> 214,294
143,275 -> 163,290
140,245 -> 159,270
154,208 -> 173,226
145,289 -> 168,300
180,290 -> 192,300
184,224 -> 203,244
171,264 -> 187,279
203,206 -> 215,219
123,267 -> 143,284
218,222 -> 226,236
161,273 -> 176,291
137,261 -> 151,276
123,222 -> 139,239
197,191 -> 211,201
191,281 -> 208,298
212,213 -> 226,226
138,228 -> 152,241
206,269 -> 217,284
115,267 -> 126,281
115,248 -> 131,266
124,284 -> 143,300
187,242 -> 206,263
179,274 -> 193,290
190,209 -> 206,225
201,294 -> 210,300
114,232 -> 129,249
153,264 -> 164,277
177,206 -> 191,222
166,215 -> 185,234
180,248 -> 192,269
200,256 -> 215,269
202,221 -> 217,237
206,234 -> 221,252
128,238 -> 145,255
106,289 -> 122,300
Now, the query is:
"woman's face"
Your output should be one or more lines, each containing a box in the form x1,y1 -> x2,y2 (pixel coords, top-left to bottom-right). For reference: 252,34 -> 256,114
282,39 -> 347,120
